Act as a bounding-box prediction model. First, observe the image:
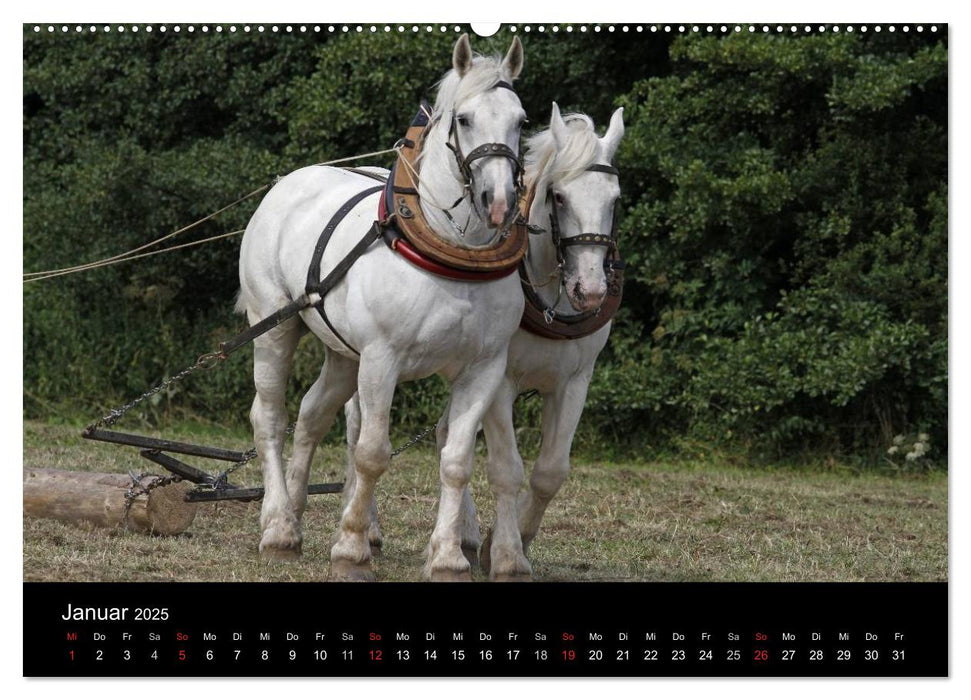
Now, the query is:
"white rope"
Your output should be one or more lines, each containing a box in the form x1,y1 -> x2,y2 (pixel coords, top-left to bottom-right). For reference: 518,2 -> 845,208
23,229 -> 246,283
23,148 -> 400,283
23,185 -> 269,279
311,147 -> 398,168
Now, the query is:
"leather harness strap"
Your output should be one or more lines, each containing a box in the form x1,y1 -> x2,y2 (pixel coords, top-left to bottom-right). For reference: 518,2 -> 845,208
305,185 -> 384,295
304,183 -> 385,355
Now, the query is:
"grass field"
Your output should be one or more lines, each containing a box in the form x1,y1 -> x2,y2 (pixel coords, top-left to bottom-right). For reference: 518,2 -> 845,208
23,420 -> 947,582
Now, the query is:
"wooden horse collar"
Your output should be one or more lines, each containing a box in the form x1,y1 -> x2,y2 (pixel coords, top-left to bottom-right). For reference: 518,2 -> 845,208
385,104 -> 528,275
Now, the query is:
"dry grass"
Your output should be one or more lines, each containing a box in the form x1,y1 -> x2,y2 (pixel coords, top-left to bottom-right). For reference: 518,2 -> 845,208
23,420 -> 947,582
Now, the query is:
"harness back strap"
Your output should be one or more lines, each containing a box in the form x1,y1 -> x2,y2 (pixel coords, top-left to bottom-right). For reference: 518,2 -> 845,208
303,183 -> 386,355
306,185 -> 384,295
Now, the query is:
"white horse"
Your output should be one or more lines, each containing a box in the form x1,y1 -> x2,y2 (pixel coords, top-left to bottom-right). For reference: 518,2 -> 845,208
348,104 -> 625,580
237,34 -> 527,581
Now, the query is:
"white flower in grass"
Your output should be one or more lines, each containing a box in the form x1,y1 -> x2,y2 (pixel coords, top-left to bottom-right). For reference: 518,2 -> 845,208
887,446 -> 899,455
893,434 -> 905,445
918,433 -> 929,442
905,452 -> 918,461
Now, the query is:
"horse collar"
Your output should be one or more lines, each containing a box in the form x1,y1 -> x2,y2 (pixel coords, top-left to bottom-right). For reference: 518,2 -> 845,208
379,102 -> 528,280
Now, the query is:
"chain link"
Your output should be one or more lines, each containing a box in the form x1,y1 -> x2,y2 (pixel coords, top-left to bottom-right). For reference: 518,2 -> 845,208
123,471 -> 183,529
86,351 -> 224,432
391,423 -> 438,458
205,423 -> 297,490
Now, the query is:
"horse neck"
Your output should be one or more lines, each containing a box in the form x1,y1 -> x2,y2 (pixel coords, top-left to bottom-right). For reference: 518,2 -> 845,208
524,192 -> 574,314
416,122 -> 494,247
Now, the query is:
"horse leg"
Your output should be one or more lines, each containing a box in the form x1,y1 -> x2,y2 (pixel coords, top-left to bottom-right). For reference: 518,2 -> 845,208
330,349 -> 398,581
518,377 -> 590,554
434,404 -> 481,568
284,351 -> 358,519
475,380 -> 530,580
251,317 -> 302,560
343,395 -> 383,555
425,356 -> 506,581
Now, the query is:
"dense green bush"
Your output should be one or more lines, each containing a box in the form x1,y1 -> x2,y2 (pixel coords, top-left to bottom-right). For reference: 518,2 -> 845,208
589,32 -> 947,460
23,28 -> 946,463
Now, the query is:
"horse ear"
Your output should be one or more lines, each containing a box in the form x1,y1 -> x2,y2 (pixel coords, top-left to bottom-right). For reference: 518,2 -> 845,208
550,102 -> 568,149
501,35 -> 524,80
601,107 -> 625,161
453,33 -> 473,77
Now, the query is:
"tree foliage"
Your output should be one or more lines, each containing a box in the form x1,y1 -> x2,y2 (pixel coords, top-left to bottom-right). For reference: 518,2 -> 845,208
23,28 -> 946,462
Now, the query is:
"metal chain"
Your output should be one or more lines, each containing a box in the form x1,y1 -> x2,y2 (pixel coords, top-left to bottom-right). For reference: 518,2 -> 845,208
389,390 -> 538,459
92,348 -> 538,494
391,423 -> 438,458
207,422 -> 297,489
123,471 -> 183,529
86,351 -> 224,432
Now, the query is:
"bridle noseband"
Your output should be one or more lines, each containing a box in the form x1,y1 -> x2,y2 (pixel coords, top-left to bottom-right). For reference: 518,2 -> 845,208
544,162 -> 621,267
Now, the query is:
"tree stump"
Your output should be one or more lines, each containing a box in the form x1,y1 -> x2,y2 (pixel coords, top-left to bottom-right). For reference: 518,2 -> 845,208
23,467 -> 198,535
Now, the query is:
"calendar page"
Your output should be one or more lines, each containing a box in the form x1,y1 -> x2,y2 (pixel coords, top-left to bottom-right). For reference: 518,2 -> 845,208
22,20 -> 948,678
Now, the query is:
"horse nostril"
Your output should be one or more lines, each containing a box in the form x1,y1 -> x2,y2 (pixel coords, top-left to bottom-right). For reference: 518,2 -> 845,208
481,191 -> 491,208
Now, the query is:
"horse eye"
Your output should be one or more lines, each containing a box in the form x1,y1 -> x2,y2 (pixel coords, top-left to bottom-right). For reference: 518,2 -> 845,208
554,192 -> 566,207
456,115 -> 471,127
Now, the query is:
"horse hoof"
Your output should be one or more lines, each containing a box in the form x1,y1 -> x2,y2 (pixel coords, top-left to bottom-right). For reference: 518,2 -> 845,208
462,544 -> 480,570
492,572 -> 532,583
429,568 -> 473,582
259,545 -> 302,562
331,559 -> 376,582
259,526 -> 302,561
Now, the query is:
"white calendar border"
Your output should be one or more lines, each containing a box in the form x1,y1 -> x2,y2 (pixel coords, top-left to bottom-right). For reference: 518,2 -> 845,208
4,0 -> 964,697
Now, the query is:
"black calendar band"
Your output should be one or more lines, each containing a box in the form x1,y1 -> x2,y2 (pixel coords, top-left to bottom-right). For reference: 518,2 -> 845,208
24,581 -> 947,677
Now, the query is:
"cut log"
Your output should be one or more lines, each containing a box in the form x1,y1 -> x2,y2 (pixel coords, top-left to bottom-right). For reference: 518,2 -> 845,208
23,467 -> 198,535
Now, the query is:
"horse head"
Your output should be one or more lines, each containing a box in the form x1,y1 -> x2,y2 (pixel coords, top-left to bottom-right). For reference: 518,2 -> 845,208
526,103 -> 625,313
428,34 -> 527,238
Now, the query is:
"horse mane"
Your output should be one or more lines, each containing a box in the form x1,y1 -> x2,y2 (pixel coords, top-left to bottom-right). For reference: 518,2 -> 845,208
433,53 -> 514,117
524,113 -> 601,194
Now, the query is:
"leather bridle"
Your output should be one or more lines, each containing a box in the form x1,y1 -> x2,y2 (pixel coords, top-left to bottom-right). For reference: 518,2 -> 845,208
441,80 -> 525,232
543,162 -> 621,270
